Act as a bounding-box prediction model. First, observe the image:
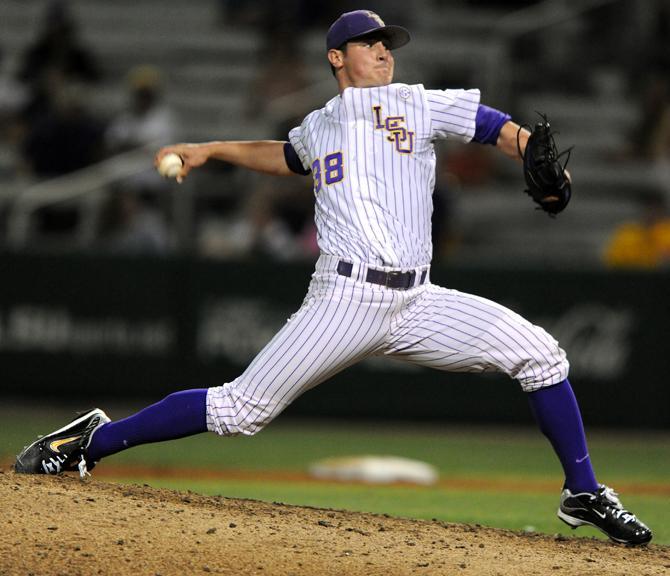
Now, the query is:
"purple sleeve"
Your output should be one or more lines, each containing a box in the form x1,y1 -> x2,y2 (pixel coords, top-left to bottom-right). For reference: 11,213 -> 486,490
473,104 -> 512,145
283,142 -> 311,175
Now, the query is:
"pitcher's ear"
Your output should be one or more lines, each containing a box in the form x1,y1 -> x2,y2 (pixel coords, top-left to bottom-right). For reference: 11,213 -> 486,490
327,48 -> 345,70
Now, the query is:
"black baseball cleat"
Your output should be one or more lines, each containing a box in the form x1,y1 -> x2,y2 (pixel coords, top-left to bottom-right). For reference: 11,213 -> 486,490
558,484 -> 652,546
14,409 -> 110,479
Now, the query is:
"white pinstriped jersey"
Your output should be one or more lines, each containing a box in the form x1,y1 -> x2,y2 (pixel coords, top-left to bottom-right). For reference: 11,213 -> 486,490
206,83 -> 569,436
289,84 -> 480,269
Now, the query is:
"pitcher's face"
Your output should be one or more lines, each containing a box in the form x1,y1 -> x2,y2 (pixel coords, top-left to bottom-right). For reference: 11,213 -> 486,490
329,36 -> 395,90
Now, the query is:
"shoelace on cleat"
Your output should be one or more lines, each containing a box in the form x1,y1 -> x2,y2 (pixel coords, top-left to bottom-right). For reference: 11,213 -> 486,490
78,455 -> 91,479
591,489 -> 638,524
599,485 -> 623,508
613,509 -> 637,524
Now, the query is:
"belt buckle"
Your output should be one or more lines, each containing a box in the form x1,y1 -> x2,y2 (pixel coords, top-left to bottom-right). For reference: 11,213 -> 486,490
385,270 -> 403,288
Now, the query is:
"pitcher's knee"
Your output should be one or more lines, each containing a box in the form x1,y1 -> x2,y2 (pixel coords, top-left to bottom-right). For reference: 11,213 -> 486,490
205,384 -> 284,437
516,347 -> 569,393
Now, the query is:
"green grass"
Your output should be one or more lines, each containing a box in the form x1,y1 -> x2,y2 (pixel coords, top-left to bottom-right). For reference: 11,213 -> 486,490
2,404 -> 668,545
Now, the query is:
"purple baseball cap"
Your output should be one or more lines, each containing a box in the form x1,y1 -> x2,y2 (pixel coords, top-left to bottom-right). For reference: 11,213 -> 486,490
326,10 -> 410,51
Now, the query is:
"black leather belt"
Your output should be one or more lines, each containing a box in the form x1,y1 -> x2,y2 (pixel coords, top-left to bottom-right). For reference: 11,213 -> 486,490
337,260 -> 427,290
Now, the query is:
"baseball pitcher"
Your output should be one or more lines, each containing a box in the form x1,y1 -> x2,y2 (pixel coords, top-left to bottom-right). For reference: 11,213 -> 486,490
15,10 -> 651,546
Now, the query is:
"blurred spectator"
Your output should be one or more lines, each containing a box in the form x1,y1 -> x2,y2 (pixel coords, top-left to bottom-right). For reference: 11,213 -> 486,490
603,190 -> 670,269
19,82 -> 106,241
17,0 -> 100,86
103,65 -> 178,250
105,66 -> 177,153
21,82 -> 105,178
17,0 -> 101,130
97,186 -> 171,255
11,0 -> 104,250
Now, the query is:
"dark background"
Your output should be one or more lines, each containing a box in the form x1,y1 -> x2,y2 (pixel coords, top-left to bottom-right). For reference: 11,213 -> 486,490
1,253 -> 667,429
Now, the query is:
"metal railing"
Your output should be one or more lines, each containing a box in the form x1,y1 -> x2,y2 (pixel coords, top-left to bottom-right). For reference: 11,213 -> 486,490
5,145 -> 159,249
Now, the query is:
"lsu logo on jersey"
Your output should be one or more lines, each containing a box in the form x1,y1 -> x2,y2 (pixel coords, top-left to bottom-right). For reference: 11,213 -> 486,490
372,105 -> 415,154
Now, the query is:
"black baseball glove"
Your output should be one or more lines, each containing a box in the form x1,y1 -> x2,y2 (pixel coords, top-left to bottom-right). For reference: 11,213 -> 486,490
518,113 -> 573,216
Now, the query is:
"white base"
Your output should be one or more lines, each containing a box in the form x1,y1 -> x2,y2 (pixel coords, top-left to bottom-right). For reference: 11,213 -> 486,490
308,455 -> 439,485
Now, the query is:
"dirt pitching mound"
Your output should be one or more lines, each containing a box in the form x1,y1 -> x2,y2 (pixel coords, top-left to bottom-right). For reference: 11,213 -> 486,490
1,469 -> 668,576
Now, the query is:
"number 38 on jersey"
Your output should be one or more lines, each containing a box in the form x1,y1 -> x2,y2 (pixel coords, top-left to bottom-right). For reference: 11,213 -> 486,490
311,152 -> 344,194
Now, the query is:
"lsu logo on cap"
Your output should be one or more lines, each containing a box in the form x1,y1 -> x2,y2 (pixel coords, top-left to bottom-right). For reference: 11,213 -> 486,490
365,11 -> 385,26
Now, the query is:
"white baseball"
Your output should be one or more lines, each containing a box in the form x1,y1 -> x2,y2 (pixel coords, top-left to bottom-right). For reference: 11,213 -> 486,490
158,153 -> 183,178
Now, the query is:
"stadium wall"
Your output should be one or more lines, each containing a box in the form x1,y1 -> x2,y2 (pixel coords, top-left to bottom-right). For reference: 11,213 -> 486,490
0,254 -> 667,428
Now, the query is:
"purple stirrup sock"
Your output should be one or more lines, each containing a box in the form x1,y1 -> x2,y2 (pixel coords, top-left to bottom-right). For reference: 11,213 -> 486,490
527,379 -> 599,493
87,389 -> 208,462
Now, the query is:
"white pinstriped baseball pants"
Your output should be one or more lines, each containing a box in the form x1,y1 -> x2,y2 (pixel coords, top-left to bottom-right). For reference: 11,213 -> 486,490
206,255 -> 569,436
